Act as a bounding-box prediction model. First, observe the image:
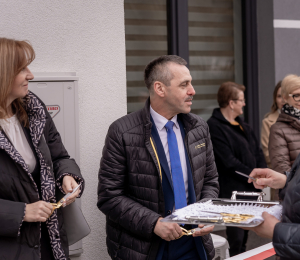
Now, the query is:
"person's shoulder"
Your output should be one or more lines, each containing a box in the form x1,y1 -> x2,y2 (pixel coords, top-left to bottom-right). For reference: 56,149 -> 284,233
206,109 -> 223,127
108,109 -> 145,135
270,119 -> 286,133
263,111 -> 279,123
188,113 -> 209,129
237,116 -> 253,132
206,115 -> 218,126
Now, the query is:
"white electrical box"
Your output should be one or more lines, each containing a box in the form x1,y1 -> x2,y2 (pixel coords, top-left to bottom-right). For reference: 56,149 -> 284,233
29,72 -> 82,257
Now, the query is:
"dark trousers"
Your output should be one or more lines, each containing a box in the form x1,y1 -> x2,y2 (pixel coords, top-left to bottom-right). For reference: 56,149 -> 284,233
41,223 -> 55,260
162,236 -> 201,260
226,227 -> 249,257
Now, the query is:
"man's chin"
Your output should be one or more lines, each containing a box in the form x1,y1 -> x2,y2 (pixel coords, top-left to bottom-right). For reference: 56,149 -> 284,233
180,107 -> 192,114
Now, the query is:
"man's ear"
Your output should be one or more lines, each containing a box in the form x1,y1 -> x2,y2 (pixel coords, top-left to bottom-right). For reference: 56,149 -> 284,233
153,81 -> 165,97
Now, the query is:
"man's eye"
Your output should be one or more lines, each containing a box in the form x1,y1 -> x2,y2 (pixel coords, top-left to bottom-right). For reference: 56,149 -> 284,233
294,94 -> 300,98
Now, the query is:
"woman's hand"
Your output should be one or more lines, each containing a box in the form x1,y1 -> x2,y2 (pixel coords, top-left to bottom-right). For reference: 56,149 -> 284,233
248,168 -> 287,189
24,201 -> 53,222
62,175 -> 81,207
245,212 -> 280,239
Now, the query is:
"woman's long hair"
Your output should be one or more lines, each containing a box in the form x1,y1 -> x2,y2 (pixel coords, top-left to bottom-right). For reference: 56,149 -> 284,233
271,81 -> 282,113
0,38 -> 35,126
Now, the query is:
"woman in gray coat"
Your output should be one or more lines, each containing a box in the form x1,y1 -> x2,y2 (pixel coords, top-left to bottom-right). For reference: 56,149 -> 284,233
0,38 -> 84,260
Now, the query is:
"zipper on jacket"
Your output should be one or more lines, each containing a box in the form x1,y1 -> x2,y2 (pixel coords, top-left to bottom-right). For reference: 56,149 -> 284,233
183,129 -> 197,191
150,137 -> 162,183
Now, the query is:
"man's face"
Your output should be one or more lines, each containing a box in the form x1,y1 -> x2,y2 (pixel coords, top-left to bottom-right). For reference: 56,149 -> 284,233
163,63 -> 195,116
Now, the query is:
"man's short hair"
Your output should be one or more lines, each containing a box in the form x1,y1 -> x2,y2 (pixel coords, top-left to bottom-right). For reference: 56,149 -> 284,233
144,55 -> 187,90
217,81 -> 246,108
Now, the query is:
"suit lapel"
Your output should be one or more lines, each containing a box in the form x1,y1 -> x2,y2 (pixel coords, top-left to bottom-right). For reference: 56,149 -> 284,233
150,116 -> 174,191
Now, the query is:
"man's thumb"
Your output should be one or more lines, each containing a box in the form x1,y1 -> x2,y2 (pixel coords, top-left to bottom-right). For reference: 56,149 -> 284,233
256,178 -> 268,186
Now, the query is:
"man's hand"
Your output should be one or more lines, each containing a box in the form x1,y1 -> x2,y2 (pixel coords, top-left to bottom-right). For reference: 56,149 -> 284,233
154,217 -> 182,241
192,224 -> 214,237
62,175 -> 80,207
24,201 -> 53,222
244,212 -> 280,239
248,168 -> 287,189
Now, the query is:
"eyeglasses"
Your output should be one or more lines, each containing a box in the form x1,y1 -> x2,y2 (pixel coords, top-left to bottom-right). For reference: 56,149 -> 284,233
232,99 -> 246,103
289,94 -> 300,102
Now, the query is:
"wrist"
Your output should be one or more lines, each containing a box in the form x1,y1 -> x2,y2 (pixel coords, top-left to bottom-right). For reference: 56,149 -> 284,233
279,174 -> 287,189
154,217 -> 162,233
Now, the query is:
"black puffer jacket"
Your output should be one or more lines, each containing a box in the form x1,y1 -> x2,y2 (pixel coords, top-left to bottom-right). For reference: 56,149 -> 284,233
0,92 -> 84,260
273,154 -> 300,260
207,108 -> 267,198
97,98 -> 219,260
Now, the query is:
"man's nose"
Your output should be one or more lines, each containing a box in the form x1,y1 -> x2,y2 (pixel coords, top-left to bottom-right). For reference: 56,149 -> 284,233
188,84 -> 196,96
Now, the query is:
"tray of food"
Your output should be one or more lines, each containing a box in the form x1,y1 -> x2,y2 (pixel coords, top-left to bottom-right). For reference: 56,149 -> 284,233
161,191 -> 282,227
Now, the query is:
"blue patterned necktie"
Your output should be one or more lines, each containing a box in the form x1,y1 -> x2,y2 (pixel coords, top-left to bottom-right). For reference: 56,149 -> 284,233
165,121 -> 187,210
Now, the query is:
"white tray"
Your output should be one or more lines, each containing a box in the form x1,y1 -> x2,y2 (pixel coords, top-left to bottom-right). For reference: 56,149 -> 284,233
161,197 -> 281,227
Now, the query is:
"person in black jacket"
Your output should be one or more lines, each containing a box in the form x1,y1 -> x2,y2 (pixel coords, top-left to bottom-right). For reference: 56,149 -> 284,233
207,81 -> 267,257
98,55 -> 219,260
247,157 -> 300,260
0,38 -> 84,260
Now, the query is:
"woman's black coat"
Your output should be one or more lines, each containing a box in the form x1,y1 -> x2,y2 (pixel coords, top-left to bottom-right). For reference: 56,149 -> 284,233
207,108 -> 267,198
0,92 -> 84,260
273,154 -> 300,260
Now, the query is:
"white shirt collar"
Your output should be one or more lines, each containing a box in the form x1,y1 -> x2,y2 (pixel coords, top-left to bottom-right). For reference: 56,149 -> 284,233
150,105 -> 179,131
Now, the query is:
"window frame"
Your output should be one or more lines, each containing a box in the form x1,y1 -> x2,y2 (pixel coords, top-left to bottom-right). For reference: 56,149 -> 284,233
166,0 -> 260,137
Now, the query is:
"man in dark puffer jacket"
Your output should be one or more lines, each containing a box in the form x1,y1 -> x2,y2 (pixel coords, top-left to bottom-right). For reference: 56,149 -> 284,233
97,55 -> 219,260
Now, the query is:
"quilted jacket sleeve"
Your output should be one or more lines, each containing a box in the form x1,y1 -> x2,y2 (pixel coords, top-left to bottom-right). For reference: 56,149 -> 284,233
273,155 -> 300,258
41,102 -> 84,196
200,124 -> 219,199
269,124 -> 291,173
97,121 -> 161,240
273,222 -> 300,259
